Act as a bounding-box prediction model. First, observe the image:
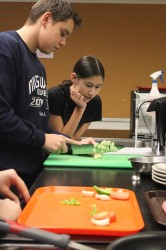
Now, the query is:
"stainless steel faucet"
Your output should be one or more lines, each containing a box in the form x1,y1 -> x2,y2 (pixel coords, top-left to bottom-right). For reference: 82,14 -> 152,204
135,98 -> 166,156
135,99 -> 152,118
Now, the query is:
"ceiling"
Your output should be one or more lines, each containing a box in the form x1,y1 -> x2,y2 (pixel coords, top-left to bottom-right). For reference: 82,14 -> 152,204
1,0 -> 166,4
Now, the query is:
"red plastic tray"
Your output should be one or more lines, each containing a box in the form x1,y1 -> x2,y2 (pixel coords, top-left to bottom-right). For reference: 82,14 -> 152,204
18,186 -> 144,236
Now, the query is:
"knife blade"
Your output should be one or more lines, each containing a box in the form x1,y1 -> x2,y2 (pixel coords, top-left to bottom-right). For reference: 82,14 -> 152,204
68,144 -> 95,155
0,219 -> 98,250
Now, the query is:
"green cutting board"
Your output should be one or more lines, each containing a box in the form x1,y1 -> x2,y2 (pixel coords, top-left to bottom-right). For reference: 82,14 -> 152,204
43,154 -> 140,169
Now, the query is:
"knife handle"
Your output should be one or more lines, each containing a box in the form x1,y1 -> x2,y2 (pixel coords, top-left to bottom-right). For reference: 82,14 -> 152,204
66,143 -> 72,154
0,219 -> 70,248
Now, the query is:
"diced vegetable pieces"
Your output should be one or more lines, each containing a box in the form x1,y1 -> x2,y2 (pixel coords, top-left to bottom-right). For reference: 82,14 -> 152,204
82,190 -> 95,197
93,140 -> 118,159
110,191 -> 130,200
93,153 -> 103,159
95,194 -> 111,201
61,198 -> 81,206
91,217 -> 110,226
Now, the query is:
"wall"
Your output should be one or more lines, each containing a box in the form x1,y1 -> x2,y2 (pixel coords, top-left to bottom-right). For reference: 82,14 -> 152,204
1,2 -> 166,136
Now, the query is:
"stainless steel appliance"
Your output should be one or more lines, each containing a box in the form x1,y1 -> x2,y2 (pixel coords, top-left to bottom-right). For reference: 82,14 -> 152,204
130,89 -> 166,139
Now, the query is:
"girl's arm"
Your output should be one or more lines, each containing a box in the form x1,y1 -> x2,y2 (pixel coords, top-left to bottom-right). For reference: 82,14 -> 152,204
49,105 -> 86,139
72,122 -> 91,140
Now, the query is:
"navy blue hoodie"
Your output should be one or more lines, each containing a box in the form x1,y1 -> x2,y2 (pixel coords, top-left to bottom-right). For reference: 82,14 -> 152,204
0,31 -> 52,183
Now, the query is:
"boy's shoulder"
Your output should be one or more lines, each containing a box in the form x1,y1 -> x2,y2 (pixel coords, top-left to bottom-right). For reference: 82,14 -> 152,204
0,31 -> 21,51
0,30 -> 17,41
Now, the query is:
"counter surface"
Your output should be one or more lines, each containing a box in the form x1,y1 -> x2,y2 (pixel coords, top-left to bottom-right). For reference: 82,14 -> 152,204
0,165 -> 166,249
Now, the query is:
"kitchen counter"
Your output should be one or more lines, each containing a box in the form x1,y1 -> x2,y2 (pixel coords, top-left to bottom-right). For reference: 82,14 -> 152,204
0,162 -> 165,249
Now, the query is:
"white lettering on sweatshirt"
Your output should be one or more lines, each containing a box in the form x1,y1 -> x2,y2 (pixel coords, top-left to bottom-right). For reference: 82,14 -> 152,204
29,75 -> 46,94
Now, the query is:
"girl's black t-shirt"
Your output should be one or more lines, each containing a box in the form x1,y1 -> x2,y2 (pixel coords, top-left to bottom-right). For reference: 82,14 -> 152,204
48,83 -> 102,130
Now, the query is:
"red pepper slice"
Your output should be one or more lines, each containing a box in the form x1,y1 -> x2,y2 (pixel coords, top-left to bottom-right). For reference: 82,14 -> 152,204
110,191 -> 130,200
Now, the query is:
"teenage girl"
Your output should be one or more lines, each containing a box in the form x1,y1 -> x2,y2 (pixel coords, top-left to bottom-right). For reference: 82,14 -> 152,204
48,55 -> 105,140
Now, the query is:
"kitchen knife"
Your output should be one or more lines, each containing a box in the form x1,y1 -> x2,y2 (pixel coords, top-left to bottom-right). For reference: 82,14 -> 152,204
67,141 -> 118,155
68,144 -> 95,155
0,219 -> 97,250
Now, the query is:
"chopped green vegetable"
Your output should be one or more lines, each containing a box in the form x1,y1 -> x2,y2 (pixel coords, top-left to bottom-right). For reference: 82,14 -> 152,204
61,198 -> 81,206
94,185 -> 112,195
93,153 -> 103,159
91,203 -> 97,215
93,140 -> 118,159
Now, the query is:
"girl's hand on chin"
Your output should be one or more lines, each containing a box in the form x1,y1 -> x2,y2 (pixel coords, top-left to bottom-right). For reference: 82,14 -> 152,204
70,87 -> 87,109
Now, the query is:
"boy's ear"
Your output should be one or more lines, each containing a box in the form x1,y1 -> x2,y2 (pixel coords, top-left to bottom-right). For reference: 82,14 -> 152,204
42,12 -> 52,27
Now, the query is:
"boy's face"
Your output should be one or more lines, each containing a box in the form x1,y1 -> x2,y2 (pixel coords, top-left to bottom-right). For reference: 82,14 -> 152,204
38,17 -> 75,54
